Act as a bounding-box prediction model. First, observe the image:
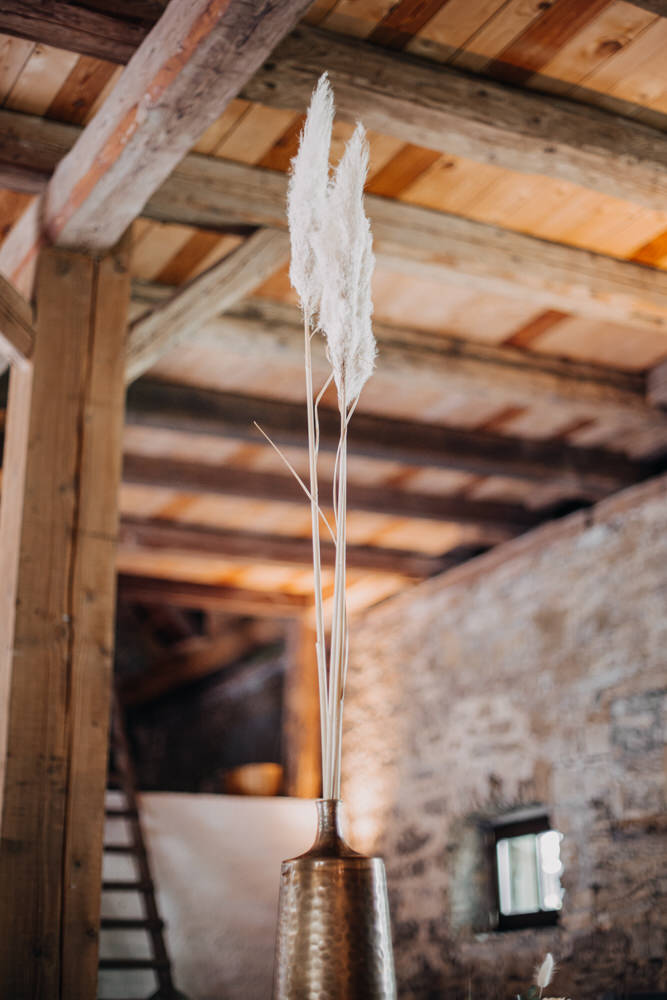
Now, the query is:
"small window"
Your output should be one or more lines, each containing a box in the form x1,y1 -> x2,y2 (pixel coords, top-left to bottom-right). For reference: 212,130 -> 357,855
492,813 -> 564,931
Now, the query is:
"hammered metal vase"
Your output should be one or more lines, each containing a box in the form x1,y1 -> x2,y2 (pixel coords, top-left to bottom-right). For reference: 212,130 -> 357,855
272,798 -> 396,999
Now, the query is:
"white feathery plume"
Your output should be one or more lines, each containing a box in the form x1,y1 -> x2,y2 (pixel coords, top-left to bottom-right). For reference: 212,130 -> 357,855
287,73 -> 334,321
314,122 -> 376,409
536,954 -> 555,994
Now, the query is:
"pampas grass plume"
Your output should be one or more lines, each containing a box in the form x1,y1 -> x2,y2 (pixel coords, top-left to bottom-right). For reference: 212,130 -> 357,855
314,121 -> 376,406
287,73 -> 334,320
536,954 -> 555,990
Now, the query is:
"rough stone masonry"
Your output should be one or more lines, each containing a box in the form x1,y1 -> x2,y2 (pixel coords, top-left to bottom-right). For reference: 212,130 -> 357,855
342,475 -> 667,1000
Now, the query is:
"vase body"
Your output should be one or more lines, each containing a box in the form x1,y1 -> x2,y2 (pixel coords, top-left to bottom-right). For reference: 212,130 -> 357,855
272,799 -> 396,1000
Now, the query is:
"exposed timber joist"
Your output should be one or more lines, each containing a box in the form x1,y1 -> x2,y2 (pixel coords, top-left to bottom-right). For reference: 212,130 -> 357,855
118,517 -> 475,578
121,453 -> 543,532
243,26 -> 667,212
0,0 -> 310,292
123,380 -> 660,499
117,574 -> 310,617
126,229 -> 290,381
0,10 -> 664,210
1,111 -> 667,329
0,272 -> 34,366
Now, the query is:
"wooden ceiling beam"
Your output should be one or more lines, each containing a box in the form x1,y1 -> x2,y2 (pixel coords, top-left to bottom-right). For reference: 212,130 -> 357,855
117,573 -> 310,617
2,109 -> 666,328
0,12 -> 664,209
0,272 -> 35,366
126,229 -> 290,381
118,517 -> 475,578
124,370 -> 662,502
244,26 -> 667,212
121,452 -> 541,532
0,0 -> 310,292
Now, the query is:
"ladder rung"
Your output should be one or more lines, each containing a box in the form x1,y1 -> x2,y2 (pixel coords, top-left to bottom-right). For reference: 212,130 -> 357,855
100,917 -> 164,931
102,880 -> 153,892
98,957 -> 170,970
105,807 -> 137,818
103,843 -> 137,854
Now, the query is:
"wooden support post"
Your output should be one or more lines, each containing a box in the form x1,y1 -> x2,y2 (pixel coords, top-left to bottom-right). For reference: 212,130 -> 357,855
0,239 -> 130,999
284,621 -> 322,799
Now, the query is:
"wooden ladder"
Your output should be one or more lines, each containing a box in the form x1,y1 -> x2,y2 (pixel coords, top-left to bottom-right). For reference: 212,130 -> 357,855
98,696 -> 187,1000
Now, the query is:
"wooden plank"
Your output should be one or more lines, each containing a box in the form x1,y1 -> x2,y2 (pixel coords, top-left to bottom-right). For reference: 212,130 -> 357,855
121,452 -> 545,530
283,621 -> 321,798
0,1 -> 154,63
0,271 -> 34,365
0,0 -> 310,291
0,240 -> 130,998
126,228 -> 290,381
242,25 -> 667,211
146,160 -> 667,334
647,359 -> 667,408
3,108 -> 667,329
117,573 -> 309,616
118,517 -> 466,578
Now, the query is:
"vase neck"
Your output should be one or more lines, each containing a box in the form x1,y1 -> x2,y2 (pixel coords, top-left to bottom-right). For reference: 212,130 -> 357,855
309,799 -> 362,858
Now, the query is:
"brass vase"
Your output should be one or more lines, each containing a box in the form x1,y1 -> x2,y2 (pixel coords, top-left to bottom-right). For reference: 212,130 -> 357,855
272,799 -> 396,999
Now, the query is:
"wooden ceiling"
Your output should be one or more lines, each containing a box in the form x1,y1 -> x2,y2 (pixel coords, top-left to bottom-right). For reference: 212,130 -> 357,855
1,0 -> 666,677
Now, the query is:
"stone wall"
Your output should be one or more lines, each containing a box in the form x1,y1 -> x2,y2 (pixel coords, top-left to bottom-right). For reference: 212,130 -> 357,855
342,476 -> 667,1000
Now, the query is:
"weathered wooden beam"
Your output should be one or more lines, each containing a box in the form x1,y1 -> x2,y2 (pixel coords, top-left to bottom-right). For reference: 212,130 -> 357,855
283,621 -> 321,798
2,109 -> 667,328
244,26 -> 667,212
147,160 -> 667,334
1,11 -> 665,210
121,452 -> 549,532
0,241 -> 130,998
118,517 -> 469,578
0,1 -> 154,63
124,373 -> 660,500
0,0 -> 310,291
0,272 -> 35,366
117,573 -> 310,617
119,621 -> 283,706
126,229 -> 290,381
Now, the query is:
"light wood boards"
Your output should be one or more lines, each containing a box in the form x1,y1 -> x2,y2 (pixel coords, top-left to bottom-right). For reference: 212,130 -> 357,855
0,271 -> 34,364
148,158 -> 667,333
242,25 -> 667,211
0,241 -> 130,998
123,378 -> 662,498
0,0 -> 310,293
126,228 -> 290,381
118,516 -> 468,578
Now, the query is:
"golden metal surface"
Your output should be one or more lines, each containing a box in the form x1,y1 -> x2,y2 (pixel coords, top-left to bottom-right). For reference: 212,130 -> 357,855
272,799 -> 396,999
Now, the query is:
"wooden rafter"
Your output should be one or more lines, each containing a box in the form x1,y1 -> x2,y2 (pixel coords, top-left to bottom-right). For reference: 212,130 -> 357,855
118,517 -> 478,578
117,574 -> 310,617
0,272 -> 35,366
0,0 -> 310,292
0,12 -> 665,209
121,453 -> 542,532
2,110 -> 667,327
126,229 -> 290,381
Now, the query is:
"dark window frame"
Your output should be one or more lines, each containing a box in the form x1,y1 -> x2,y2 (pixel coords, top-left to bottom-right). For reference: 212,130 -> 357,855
491,812 -> 561,933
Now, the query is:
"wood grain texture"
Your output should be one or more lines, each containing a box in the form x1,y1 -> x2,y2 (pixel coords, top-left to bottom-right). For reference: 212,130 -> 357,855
368,0 -> 453,49
0,1 -> 153,63
144,158 -> 667,332
0,270 -> 34,364
0,240 -> 130,999
124,371 -> 658,496
242,25 -> 667,210
126,228 -> 290,381
118,516 -> 464,578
